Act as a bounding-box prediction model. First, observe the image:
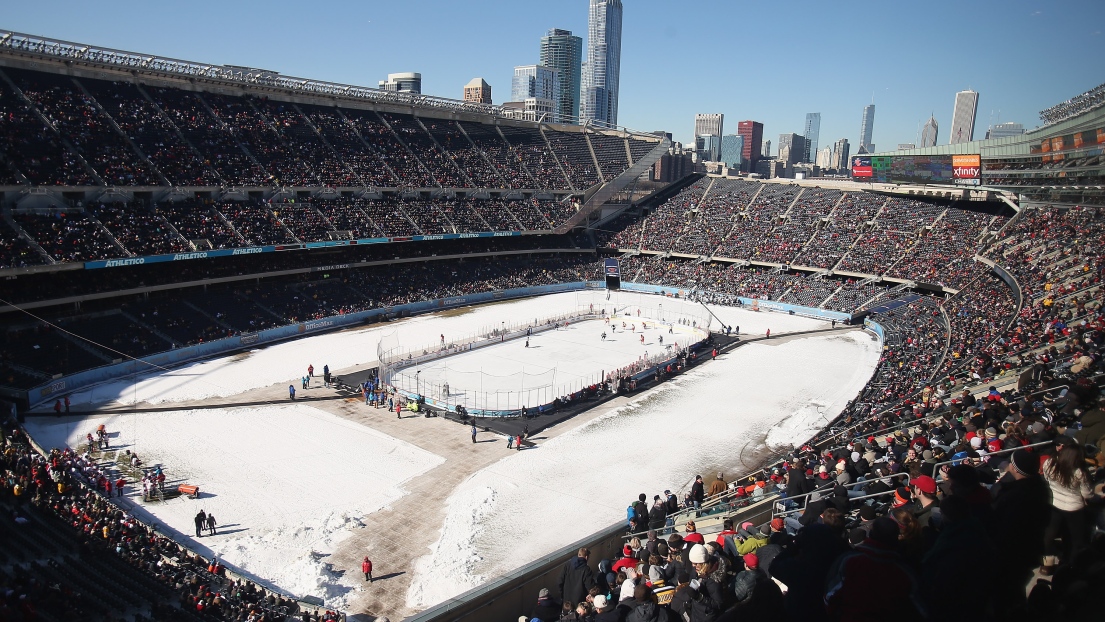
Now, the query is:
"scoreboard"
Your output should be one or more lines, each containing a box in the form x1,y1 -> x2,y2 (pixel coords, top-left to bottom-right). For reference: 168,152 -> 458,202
852,154 -> 981,186
604,258 -> 621,290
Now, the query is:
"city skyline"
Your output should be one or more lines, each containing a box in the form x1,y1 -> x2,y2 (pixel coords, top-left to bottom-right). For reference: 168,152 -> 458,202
4,0 -> 1102,150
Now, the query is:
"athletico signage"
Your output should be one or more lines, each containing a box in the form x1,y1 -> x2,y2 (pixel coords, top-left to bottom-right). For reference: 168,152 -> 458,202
83,231 -> 523,270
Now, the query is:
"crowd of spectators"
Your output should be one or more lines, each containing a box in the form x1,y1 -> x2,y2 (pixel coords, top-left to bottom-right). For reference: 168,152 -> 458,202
0,219 -> 47,269
0,76 -> 93,186
300,104 -> 399,189
460,122 -> 537,188
714,183 -> 801,261
204,94 -> 319,188
11,68 -> 159,186
615,179 -> 712,252
674,180 -> 746,257
422,120 -> 503,188
545,131 -> 600,191
14,208 -> 121,262
886,206 -> 1005,289
1,426 -> 344,621
535,373 -> 1104,622
149,88 -> 269,186
792,192 -> 886,270
216,203 -> 297,246
588,133 -> 631,182
835,199 -> 945,275
1,66 -> 620,194
755,189 -> 843,265
82,79 -> 220,187
498,125 -> 571,190
381,113 -> 469,188
92,202 -> 192,256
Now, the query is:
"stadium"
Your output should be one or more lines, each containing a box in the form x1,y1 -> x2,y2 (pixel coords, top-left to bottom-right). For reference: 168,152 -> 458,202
0,15 -> 1103,622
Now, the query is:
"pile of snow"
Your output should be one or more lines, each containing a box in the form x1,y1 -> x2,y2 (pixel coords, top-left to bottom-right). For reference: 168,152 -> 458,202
25,404 -> 444,608
406,330 -> 881,608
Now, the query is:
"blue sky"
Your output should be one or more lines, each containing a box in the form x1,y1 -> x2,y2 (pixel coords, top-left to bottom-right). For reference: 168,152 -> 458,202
5,1 -> 1104,152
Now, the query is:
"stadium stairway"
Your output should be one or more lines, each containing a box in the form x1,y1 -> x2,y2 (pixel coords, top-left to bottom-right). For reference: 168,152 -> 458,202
555,133 -> 671,234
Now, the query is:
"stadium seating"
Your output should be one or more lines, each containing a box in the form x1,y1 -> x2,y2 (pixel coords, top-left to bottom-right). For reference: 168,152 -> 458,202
545,130 -> 600,190
497,125 -> 571,190
588,132 -> 630,181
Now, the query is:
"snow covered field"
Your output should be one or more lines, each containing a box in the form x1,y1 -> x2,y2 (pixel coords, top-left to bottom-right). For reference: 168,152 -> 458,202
391,316 -> 705,411
405,329 -> 881,608
25,404 -> 443,607
21,290 -> 880,615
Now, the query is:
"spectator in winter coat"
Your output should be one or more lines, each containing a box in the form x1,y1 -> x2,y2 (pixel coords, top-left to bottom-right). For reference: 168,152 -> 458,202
707,473 -> 727,498
612,545 -> 639,573
530,587 -> 561,621
647,497 -> 666,530
989,449 -> 1050,614
362,556 -> 373,582
824,517 -> 924,622
771,523 -> 849,621
689,476 -> 705,508
557,547 -> 595,607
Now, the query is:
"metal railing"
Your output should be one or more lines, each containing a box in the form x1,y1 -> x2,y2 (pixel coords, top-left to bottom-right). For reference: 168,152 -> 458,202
770,473 -> 912,519
932,439 -> 1055,483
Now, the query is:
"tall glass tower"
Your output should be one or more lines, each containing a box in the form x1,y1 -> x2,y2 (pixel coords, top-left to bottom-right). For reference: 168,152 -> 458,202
859,104 -> 875,153
950,90 -> 979,144
803,112 -> 821,163
921,115 -> 939,147
540,29 -> 583,124
580,0 -> 623,127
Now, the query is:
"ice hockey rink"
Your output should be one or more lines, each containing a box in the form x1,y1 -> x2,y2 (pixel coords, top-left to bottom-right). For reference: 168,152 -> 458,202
389,314 -> 707,412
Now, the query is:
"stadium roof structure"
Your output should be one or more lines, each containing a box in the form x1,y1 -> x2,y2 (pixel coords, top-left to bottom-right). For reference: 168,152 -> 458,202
0,29 -> 635,131
868,82 -> 1105,160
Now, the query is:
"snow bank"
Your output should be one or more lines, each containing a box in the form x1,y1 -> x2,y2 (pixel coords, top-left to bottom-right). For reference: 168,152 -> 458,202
24,404 -> 444,608
406,330 -> 881,608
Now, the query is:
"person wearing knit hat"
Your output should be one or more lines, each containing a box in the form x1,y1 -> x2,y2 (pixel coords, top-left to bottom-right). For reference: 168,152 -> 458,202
683,520 -> 705,545
892,487 -> 912,508
742,552 -> 759,569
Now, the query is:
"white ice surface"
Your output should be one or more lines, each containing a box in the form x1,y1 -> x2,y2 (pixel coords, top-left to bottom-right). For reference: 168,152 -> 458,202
391,316 -> 705,411
24,404 -> 444,609
406,329 -> 881,608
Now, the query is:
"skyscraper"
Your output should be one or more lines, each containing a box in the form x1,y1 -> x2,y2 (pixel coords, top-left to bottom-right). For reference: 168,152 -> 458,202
694,114 -> 724,161
580,0 -> 623,127
859,104 -> 875,153
950,90 -> 979,144
778,133 -> 806,165
830,138 -> 850,171
815,146 -> 833,169
463,78 -> 492,104
737,121 -> 763,173
512,65 -> 559,103
762,140 -> 771,159
921,115 -> 939,148
379,72 -> 421,94
720,134 -> 744,169
803,113 -> 821,163
540,29 -> 583,124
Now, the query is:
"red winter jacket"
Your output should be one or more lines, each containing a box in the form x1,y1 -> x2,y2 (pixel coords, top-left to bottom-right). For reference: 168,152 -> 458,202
362,559 -> 372,574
